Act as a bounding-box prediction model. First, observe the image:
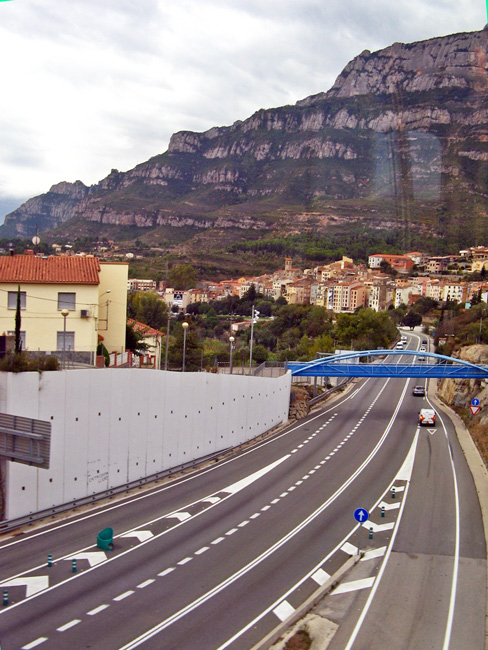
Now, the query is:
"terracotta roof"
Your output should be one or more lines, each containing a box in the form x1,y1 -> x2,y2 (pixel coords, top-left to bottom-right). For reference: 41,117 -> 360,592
127,318 -> 164,337
0,255 -> 101,284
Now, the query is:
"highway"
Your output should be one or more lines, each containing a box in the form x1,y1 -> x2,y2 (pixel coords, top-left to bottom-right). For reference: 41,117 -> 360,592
0,335 -> 485,650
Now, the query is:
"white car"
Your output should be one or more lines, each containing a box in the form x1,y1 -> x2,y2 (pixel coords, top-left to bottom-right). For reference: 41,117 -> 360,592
419,408 -> 436,426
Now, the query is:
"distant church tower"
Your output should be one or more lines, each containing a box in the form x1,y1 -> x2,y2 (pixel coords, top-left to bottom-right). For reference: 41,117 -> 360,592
285,257 -> 292,276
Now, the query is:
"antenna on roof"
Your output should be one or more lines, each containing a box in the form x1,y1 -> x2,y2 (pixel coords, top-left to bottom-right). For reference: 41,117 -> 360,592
32,225 -> 40,255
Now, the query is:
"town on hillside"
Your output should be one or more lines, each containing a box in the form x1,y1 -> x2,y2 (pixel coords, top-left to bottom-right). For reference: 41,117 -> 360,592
0,245 -> 487,372
130,248 -> 488,313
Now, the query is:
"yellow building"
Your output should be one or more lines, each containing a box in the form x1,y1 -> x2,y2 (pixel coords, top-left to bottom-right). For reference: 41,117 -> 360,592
0,254 -> 128,365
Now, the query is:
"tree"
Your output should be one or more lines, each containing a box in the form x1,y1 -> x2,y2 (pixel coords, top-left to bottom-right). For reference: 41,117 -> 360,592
128,292 -> 168,331
251,344 -> 269,364
168,264 -> 197,290
125,323 -> 150,356
402,311 -> 422,330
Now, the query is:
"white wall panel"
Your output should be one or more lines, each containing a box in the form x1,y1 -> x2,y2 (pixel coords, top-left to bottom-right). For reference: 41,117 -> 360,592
162,372 -> 183,466
86,372 -> 111,494
146,370 -> 165,476
63,371 -> 90,501
3,369 -> 291,520
127,370 -> 150,482
108,370 -> 132,487
30,372 -> 66,511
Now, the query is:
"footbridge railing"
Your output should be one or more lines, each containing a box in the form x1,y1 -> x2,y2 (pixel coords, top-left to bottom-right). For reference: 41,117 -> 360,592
288,349 -> 488,379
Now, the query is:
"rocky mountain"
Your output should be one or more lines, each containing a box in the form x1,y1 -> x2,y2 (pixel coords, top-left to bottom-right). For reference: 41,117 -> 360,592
3,28 -> 488,251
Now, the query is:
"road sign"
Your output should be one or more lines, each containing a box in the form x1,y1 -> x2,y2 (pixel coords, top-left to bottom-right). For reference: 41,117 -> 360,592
354,508 -> 369,523
471,398 -> 480,407
470,405 -> 480,415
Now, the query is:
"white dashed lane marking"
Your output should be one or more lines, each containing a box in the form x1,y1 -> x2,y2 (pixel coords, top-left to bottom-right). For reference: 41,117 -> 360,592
312,568 -> 331,585
22,639 -> 48,649
114,590 -> 134,601
195,546 -> 209,555
137,579 -> 155,589
273,600 -> 295,621
87,604 -> 109,615
57,619 -> 81,632
332,577 -> 375,594
158,567 -> 175,576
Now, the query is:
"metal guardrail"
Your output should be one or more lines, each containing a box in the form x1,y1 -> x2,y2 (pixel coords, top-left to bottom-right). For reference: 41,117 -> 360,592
0,447 -> 231,533
308,377 -> 353,406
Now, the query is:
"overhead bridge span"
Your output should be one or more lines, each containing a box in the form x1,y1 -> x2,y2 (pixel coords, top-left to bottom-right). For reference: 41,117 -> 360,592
288,349 -> 488,379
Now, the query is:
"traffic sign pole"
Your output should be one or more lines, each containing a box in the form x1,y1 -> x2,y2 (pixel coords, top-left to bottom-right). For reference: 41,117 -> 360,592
353,508 -> 369,555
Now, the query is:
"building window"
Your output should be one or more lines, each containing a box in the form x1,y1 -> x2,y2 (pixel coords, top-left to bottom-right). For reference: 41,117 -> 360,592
58,292 -> 76,310
57,331 -> 75,351
7,331 -> 26,349
8,291 -> 26,310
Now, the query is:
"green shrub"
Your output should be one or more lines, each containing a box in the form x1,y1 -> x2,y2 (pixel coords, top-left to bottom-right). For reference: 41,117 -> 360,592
0,352 -> 60,373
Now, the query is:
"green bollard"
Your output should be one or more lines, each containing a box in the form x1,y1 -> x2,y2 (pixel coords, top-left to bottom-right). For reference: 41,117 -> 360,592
47,553 -> 53,567
3,589 -> 8,606
392,486 -> 396,499
72,558 -> 77,573
381,505 -> 385,517
369,527 -> 373,539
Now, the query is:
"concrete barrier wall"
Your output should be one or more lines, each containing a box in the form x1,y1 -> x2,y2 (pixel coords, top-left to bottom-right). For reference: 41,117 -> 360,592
0,368 -> 291,520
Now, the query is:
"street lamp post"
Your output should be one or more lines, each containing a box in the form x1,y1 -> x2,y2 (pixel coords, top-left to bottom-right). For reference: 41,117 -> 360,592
249,306 -> 259,373
229,336 -> 235,374
61,308 -> 69,369
164,315 -> 170,371
182,321 -> 189,372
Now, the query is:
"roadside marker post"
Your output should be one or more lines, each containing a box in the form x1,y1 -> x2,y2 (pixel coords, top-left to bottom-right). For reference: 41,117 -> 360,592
381,505 -> 385,517
47,553 -> 52,567
392,486 -> 396,499
72,558 -> 77,573
2,590 -> 8,606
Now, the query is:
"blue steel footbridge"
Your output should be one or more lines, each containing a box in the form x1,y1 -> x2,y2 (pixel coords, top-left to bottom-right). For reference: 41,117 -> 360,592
288,349 -> 488,379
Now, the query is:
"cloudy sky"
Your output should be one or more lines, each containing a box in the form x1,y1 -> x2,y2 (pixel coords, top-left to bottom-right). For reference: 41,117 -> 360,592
0,0 -> 484,220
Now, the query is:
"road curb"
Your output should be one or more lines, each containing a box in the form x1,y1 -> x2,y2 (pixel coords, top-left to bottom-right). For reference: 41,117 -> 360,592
429,383 -> 488,650
249,554 -> 360,650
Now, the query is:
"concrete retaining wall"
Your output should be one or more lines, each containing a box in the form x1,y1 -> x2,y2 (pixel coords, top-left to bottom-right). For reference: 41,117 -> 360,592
0,368 -> 291,520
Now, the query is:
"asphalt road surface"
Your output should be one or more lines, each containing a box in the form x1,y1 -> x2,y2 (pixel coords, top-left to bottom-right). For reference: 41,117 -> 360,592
0,353 -> 485,649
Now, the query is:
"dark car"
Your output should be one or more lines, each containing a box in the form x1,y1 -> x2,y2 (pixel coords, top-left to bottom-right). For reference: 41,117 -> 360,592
412,386 -> 425,396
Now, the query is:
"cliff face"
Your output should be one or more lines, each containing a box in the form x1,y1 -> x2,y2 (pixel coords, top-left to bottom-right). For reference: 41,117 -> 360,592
3,29 -> 488,244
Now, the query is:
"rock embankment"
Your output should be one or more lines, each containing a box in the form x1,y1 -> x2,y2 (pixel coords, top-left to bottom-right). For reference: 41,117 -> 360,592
437,344 -> 488,465
289,387 -> 311,420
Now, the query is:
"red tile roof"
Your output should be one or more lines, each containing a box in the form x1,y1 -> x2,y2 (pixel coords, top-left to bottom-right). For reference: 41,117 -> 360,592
0,255 -> 101,284
127,318 -> 164,337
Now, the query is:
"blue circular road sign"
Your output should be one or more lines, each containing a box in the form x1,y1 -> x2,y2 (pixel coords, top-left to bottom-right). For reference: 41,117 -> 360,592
472,398 -> 480,407
354,508 -> 369,523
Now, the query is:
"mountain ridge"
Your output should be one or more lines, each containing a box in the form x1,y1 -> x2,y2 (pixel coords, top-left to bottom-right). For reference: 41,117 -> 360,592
3,28 -> 488,252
